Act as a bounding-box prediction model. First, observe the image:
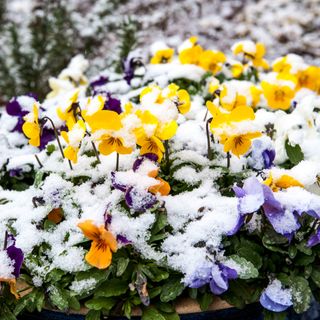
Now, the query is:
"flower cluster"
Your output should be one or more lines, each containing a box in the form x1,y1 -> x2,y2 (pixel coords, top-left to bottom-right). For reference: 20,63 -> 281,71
1,38 -> 320,320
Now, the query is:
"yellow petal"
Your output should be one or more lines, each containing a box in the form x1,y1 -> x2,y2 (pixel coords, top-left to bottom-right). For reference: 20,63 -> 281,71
78,220 -> 100,241
276,175 -> 304,189
99,226 -> 118,253
156,121 -> 178,140
85,110 -> 121,132
86,242 -> 112,269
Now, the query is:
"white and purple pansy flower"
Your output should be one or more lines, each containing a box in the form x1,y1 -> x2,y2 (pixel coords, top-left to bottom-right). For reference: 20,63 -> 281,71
111,154 -> 160,213
5,233 -> 24,278
188,263 -> 238,295
247,137 -> 275,170
233,177 -> 300,237
260,279 -> 293,312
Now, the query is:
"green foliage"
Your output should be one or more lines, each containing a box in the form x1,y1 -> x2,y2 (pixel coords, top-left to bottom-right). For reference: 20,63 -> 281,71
0,0 -> 86,102
115,17 -> 139,73
285,139 -> 304,166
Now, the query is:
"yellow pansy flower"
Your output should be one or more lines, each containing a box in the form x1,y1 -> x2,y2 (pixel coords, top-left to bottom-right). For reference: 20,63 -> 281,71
220,85 -> 247,111
261,81 -> 295,110
264,174 -> 304,192
22,103 -> 41,147
220,132 -> 262,158
230,61 -> 244,78
210,105 -> 255,130
78,220 -> 117,269
232,41 -> 269,69
61,120 -> 86,164
57,90 -> 79,128
250,85 -> 262,108
198,50 -> 226,74
208,77 -> 220,95
84,110 -> 122,132
97,134 -> 133,156
81,95 -> 106,118
150,48 -> 174,64
296,66 -> 319,91
137,135 -> 165,162
179,43 -> 203,65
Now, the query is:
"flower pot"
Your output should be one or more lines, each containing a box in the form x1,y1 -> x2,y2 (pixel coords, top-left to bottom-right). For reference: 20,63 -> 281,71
18,298 -> 263,320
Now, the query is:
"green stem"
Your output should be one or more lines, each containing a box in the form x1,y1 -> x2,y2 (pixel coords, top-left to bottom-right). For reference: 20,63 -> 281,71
206,118 -> 213,160
42,117 -> 65,159
116,153 -> 119,171
34,154 -> 43,168
203,109 -> 208,122
68,160 -> 73,170
3,230 -> 8,250
91,141 -> 101,164
227,152 -> 231,168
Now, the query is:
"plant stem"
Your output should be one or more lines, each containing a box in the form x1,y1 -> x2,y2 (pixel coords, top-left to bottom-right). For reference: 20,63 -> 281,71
206,118 -> 213,160
116,153 -> 119,171
68,160 -> 73,170
3,230 -> 8,250
203,109 -> 208,122
34,154 -> 43,168
91,141 -> 101,163
227,152 -> 231,168
42,117 -> 65,159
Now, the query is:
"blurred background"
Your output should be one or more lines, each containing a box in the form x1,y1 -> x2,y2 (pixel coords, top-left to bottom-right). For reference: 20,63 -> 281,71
0,0 -> 319,103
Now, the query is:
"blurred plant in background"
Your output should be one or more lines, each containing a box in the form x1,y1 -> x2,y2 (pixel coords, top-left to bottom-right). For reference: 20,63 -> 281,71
0,0 -> 138,103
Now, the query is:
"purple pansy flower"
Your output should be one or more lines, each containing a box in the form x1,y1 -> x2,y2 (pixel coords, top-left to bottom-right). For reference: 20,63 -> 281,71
247,137 -> 275,170
233,177 -> 300,236
103,93 -> 122,114
307,228 -> 320,247
133,153 -> 159,172
260,279 -> 293,312
6,98 -> 28,133
262,149 -> 276,169
189,263 -> 237,295
90,75 -> 108,88
40,127 -> 56,150
125,186 -> 157,213
122,56 -> 144,85
5,234 -> 24,278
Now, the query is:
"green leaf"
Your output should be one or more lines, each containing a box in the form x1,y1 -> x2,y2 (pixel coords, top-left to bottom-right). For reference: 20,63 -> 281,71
142,307 -> 166,320
68,295 -> 81,311
290,276 -> 312,313
46,144 -> 56,155
48,286 -> 69,310
46,268 -> 65,282
85,310 -> 101,320
311,269 -> 320,288
141,265 -> 169,282
263,310 -> 287,320
228,255 -> 259,279
188,288 -> 197,299
149,287 -> 162,299
123,300 -> 132,319
237,247 -> 262,269
33,171 -> 44,188
35,290 -> 45,312
116,257 -> 130,277
95,279 -> 128,297
0,305 -> 16,320
160,278 -> 184,303
296,242 -> 312,255
85,297 -> 116,311
288,246 -> 297,259
294,253 -> 315,266
152,213 -> 168,235
157,302 -> 175,313
162,312 -> 180,320
198,291 -> 213,311
285,140 -> 304,165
